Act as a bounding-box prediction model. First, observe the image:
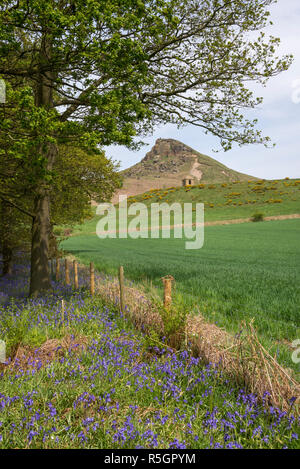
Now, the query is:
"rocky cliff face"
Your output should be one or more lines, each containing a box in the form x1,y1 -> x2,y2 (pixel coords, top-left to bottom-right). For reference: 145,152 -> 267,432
144,138 -> 196,160
125,138 -> 199,177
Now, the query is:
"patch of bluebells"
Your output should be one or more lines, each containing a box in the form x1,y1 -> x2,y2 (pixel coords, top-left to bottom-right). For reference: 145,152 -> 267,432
0,259 -> 299,449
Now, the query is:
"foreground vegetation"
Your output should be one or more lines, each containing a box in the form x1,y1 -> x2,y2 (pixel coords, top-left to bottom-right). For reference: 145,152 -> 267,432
63,219 -> 300,375
0,260 -> 299,449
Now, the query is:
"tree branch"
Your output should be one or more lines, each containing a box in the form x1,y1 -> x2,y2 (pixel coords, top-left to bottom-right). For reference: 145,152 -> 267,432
0,194 -> 35,219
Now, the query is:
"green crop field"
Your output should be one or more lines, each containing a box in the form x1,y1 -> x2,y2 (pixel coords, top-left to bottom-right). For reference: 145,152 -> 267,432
62,218 -> 300,374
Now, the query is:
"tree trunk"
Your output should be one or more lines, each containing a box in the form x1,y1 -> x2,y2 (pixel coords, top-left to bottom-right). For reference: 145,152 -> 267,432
29,140 -> 57,296
29,33 -> 57,296
0,200 -> 13,276
29,192 -> 52,296
2,244 -> 13,276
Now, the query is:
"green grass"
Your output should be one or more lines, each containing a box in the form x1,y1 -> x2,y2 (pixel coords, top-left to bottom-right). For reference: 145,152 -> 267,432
130,178 -> 300,221
62,219 -> 300,374
66,178 -> 300,237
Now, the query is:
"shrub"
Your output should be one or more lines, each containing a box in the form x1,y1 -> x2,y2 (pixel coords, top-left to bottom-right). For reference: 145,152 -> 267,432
228,192 -> 241,197
157,303 -> 188,349
251,212 -> 264,222
53,226 -> 64,236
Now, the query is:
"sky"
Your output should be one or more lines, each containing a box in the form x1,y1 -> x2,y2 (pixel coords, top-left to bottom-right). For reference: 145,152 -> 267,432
106,0 -> 300,180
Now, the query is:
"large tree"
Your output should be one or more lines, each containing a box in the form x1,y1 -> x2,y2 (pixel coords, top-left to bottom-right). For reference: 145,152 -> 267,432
0,140 -> 121,276
0,0 -> 292,295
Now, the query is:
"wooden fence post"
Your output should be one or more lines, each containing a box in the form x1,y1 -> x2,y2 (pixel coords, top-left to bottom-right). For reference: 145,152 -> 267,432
51,259 -> 55,277
65,259 -> 70,284
162,275 -> 174,310
90,262 -> 95,296
56,257 -> 60,281
119,265 -> 125,312
74,260 -> 78,289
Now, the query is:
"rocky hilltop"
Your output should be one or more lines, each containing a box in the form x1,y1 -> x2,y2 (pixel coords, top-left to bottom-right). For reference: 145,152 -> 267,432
125,138 -> 202,178
112,138 -> 256,202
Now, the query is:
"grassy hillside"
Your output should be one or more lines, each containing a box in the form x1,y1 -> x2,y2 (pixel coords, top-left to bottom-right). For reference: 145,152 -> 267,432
69,178 -> 300,238
62,219 -> 300,375
126,178 -> 300,221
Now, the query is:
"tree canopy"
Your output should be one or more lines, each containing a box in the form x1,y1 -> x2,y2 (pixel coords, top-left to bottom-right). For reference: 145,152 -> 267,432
0,0 -> 292,295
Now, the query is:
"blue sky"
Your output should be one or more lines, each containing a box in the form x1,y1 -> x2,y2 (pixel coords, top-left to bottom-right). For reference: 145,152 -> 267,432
107,0 -> 300,180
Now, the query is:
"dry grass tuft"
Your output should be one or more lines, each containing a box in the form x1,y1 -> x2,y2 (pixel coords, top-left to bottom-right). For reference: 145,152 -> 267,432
96,278 -> 164,335
1,335 -> 88,373
188,319 -> 299,413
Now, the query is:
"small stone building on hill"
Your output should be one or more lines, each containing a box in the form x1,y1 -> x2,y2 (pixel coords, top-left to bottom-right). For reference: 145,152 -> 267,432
182,176 -> 195,186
